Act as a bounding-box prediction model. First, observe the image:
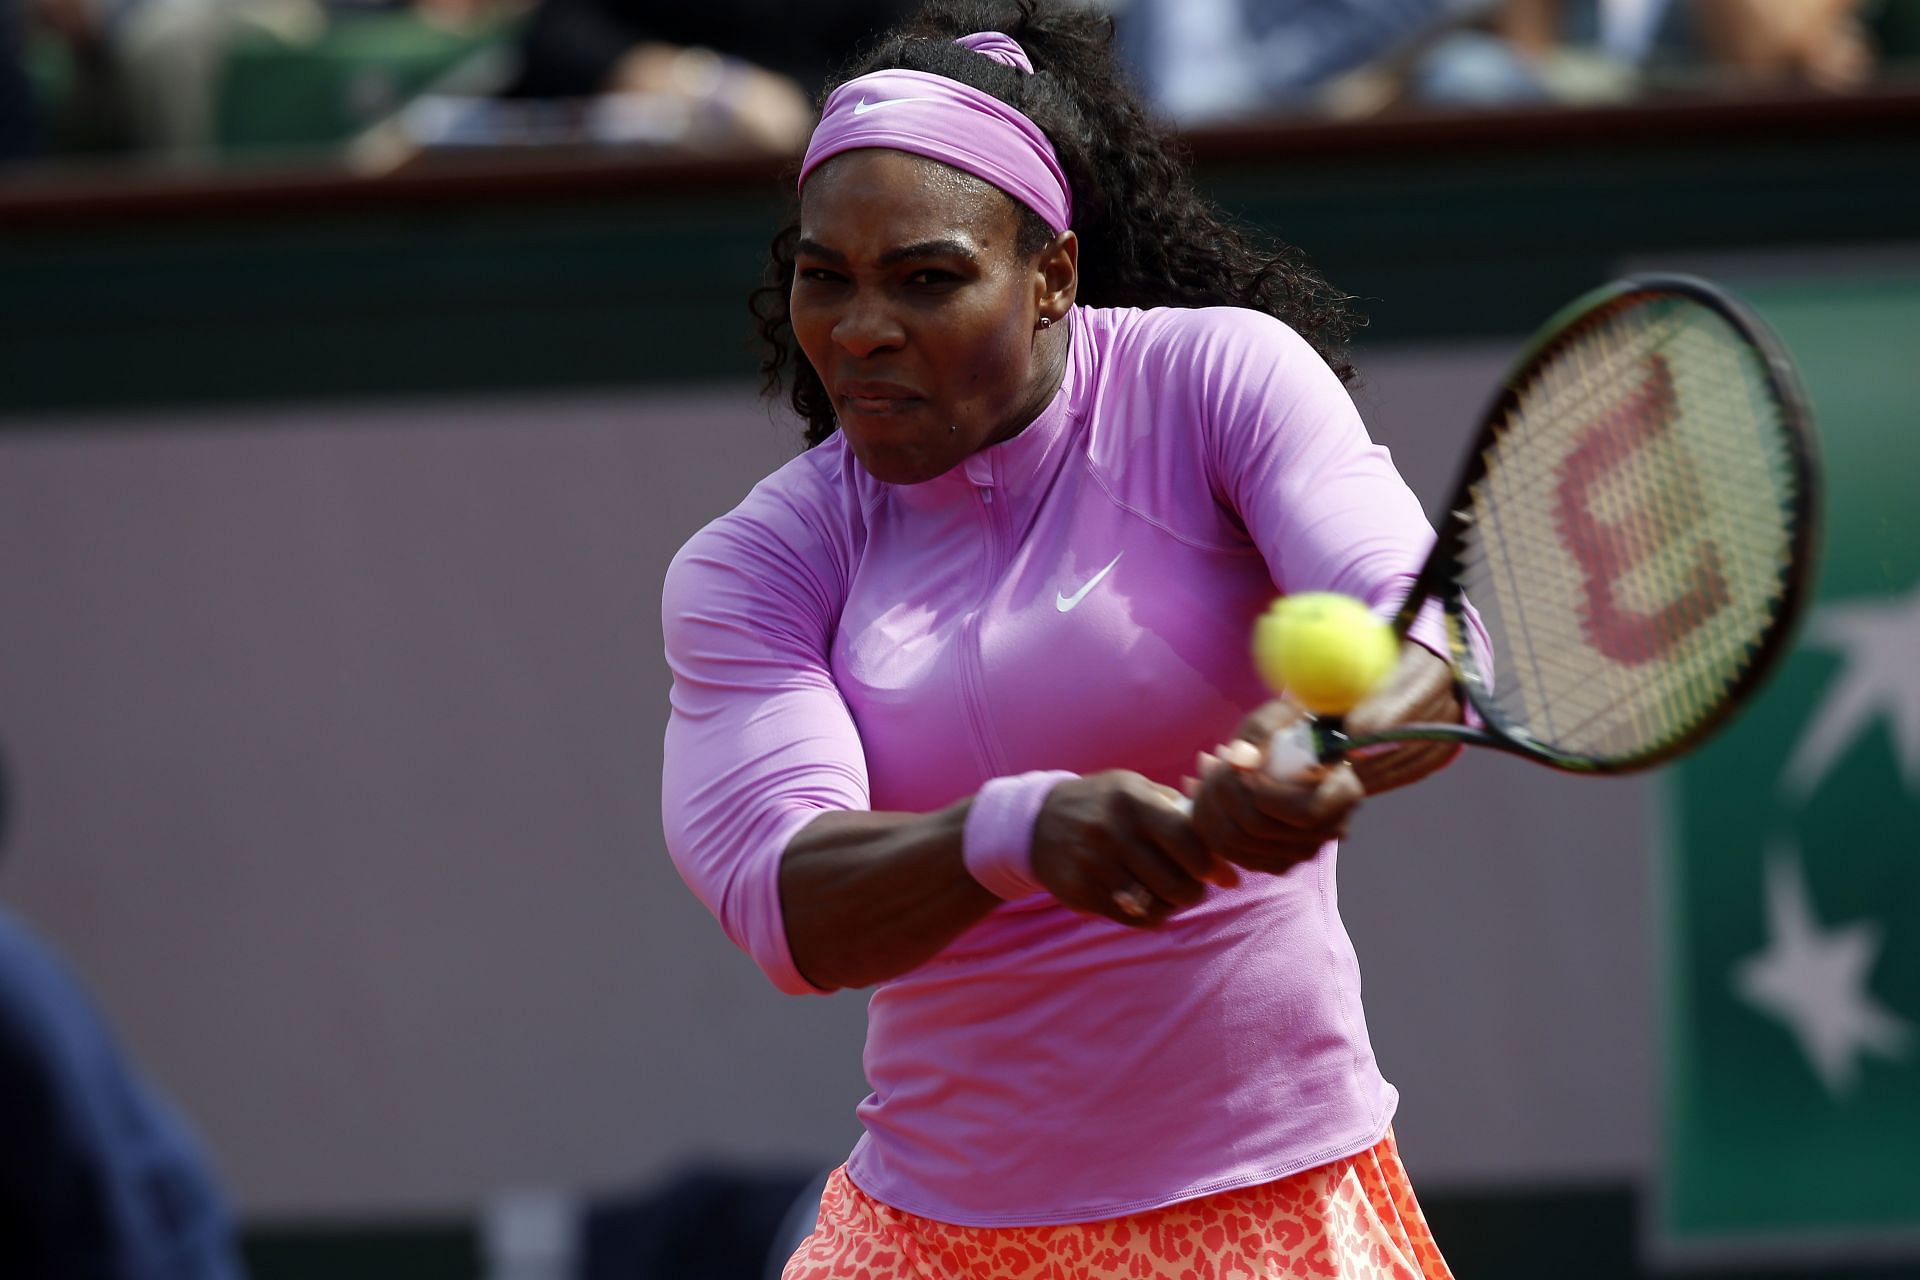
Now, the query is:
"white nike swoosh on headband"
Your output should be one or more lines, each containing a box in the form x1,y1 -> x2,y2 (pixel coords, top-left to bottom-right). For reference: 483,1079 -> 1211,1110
851,96 -> 942,115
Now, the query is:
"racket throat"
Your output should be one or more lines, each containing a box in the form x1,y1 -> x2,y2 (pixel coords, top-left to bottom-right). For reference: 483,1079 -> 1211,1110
1313,718 -> 1352,764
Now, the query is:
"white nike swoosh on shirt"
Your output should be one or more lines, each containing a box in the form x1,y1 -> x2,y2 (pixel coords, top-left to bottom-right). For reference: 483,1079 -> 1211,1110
1056,553 -> 1123,613
851,96 -> 941,115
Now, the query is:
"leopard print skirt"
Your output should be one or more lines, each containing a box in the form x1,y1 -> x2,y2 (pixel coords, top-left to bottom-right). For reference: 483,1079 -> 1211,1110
781,1129 -> 1453,1279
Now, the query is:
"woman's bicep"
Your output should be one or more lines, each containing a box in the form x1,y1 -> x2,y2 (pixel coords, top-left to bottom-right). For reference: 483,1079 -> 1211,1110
660,539 -> 867,995
1204,319 -> 1431,607
1206,319 -> 1495,710
1200,313 -> 1489,677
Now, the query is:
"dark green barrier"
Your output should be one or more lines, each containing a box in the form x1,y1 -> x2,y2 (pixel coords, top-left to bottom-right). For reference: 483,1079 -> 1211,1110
4,91 -> 1918,419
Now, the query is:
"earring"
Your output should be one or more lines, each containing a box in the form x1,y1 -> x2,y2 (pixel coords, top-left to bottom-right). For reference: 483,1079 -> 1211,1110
1037,316 -> 1054,330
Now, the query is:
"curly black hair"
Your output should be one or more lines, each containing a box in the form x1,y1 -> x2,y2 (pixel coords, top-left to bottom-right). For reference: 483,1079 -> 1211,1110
751,0 -> 1361,448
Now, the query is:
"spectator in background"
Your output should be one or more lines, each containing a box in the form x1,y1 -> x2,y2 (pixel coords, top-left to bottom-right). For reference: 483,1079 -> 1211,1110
1106,0 -> 1881,124
20,0 -> 518,161
11,0 -> 323,159
1411,0 -> 1879,107
1111,0 -> 1480,123
111,0 -> 328,157
1670,0 -> 1875,90
504,0 -> 917,152
0,746 -> 248,1280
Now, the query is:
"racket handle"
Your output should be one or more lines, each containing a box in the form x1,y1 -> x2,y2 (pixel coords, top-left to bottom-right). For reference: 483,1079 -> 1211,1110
1263,719 -> 1319,779
1263,715 -> 1359,779
1179,715 -> 1349,809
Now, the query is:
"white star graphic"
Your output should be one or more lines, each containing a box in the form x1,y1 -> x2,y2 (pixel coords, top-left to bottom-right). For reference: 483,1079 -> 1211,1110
1782,585 -> 1920,800
1732,845 -> 1913,1098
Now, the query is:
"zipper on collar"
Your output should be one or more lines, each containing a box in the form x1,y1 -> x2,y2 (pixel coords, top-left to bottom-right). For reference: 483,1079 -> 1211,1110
957,463 -> 1011,778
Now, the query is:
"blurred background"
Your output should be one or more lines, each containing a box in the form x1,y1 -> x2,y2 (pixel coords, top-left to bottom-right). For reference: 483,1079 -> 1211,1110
1,2 -> 1918,1278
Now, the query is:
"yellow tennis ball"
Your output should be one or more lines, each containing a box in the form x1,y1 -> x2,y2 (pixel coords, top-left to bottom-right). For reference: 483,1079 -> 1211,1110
1251,592 -> 1398,716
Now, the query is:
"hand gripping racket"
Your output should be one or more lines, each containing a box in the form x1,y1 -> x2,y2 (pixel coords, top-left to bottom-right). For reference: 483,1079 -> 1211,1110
1275,273 -> 1820,775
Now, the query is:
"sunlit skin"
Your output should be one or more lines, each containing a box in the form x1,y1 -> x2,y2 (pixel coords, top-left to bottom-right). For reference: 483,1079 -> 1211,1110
791,149 -> 1078,485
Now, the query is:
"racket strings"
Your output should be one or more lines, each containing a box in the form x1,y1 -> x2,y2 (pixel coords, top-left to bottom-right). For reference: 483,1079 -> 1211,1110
1471,316 -> 1681,750
1458,296 -> 1802,764
1563,317 -> 1761,740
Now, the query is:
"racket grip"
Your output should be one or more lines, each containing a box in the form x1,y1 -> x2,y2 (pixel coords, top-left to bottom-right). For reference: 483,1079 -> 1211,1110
1263,719 -> 1319,779
1176,716 -> 1335,810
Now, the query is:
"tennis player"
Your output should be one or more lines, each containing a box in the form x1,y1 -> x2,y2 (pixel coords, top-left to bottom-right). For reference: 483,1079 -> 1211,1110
663,3 -> 1487,1275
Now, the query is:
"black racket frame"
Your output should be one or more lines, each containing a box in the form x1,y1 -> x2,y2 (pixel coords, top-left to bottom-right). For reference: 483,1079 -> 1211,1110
1315,274 -> 1821,774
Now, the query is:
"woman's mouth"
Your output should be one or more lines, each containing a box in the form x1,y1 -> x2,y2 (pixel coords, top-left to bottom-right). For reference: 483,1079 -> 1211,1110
838,382 -> 924,416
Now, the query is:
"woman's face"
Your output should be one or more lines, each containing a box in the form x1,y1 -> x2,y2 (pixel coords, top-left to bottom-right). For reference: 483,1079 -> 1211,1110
792,149 -> 1073,485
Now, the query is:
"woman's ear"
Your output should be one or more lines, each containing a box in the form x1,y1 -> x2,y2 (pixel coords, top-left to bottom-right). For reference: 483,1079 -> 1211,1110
1035,229 -> 1079,324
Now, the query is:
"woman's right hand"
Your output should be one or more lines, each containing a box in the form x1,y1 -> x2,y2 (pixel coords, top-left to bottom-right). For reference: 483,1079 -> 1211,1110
1030,772 -> 1236,928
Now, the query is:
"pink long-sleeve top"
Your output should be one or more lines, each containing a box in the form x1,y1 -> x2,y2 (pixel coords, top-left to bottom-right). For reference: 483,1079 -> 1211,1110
662,303 -> 1460,1226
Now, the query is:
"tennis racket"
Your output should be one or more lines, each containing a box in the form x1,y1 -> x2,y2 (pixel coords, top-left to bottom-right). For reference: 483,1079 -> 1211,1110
1273,273 -> 1820,775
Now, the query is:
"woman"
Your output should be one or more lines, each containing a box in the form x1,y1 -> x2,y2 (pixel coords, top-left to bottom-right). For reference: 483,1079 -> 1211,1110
662,3 -> 1477,1275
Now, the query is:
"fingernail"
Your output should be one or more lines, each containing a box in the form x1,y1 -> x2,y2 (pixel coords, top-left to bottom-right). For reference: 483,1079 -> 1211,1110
1221,739 -> 1261,769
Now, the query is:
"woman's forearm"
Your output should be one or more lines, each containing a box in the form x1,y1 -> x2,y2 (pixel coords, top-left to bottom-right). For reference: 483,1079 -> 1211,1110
780,803 -> 1000,991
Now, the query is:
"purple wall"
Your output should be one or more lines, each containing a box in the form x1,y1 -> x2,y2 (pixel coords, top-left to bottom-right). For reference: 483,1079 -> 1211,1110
0,357 -> 1654,1217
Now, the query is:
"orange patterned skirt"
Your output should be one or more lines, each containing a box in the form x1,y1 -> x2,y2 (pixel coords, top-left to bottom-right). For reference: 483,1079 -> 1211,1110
781,1130 -> 1453,1280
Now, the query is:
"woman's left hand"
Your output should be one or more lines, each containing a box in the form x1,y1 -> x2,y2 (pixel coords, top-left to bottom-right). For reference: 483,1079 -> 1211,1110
1184,730 -> 1364,877
1185,642 -> 1462,875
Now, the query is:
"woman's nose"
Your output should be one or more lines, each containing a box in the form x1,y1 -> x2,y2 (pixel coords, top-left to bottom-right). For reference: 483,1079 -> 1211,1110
832,296 -> 906,358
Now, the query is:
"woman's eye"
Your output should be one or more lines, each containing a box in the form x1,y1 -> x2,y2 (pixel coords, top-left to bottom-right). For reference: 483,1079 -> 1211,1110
798,267 -> 846,284
908,270 -> 959,287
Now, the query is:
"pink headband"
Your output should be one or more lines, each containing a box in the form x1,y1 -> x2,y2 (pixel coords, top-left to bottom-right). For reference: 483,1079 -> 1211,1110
797,32 -> 1073,234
